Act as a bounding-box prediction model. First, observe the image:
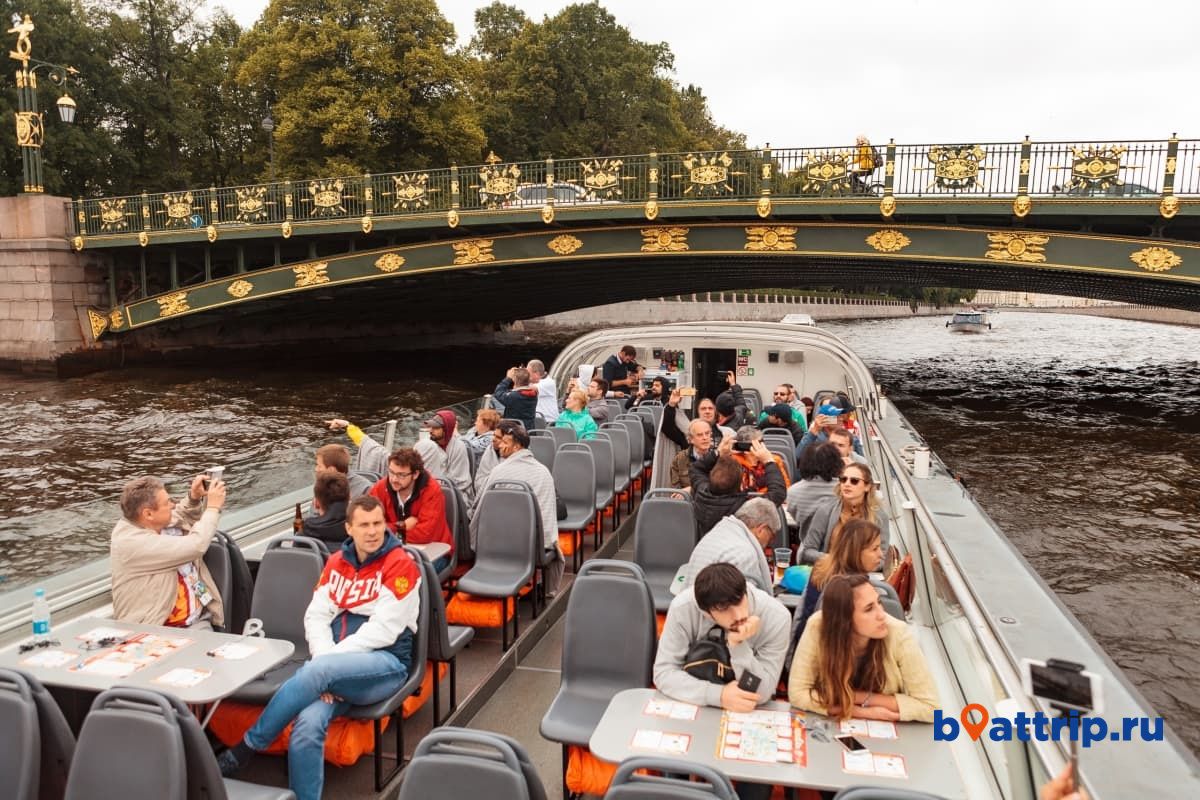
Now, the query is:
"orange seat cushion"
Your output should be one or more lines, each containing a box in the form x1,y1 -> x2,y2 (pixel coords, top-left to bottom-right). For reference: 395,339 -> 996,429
566,745 -> 618,796
445,592 -> 516,628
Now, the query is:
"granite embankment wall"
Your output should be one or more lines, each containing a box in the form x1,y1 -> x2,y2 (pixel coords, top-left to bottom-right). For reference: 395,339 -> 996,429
1019,305 -> 1200,328
519,293 -> 945,328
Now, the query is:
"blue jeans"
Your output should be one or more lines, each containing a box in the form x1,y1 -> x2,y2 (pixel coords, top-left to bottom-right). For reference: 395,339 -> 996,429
432,554 -> 451,574
244,648 -> 410,800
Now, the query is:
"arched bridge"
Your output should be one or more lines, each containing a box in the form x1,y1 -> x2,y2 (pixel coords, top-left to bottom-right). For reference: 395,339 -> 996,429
73,138 -> 1200,340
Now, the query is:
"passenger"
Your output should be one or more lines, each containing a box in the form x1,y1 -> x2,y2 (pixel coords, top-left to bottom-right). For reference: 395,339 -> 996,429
218,495 -> 421,800
799,462 -> 890,565
784,384 -> 807,419
493,366 -> 538,430
669,418 -> 716,491
462,408 -> 501,455
600,344 -> 640,397
413,410 -> 473,503
829,426 -> 868,467
788,573 -> 937,722
554,388 -> 598,440
683,497 -> 780,593
472,428 -> 504,500
785,442 -> 844,526
798,395 -> 815,426
655,562 -> 791,711
1041,763 -> 1089,800
714,371 -> 749,431
731,426 -> 791,488
631,375 -> 669,408
301,472 -> 350,546
757,402 -> 805,445
369,448 -> 452,572
470,420 -> 565,595
793,402 -> 843,459
111,474 -> 226,629
526,359 -> 560,424
315,443 -> 372,498
690,436 -> 786,536
759,387 -> 807,431
585,377 -> 612,424
789,519 -> 885,649
829,394 -> 864,454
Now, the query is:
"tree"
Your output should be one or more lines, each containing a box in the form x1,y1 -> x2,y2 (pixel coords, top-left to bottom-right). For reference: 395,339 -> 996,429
675,84 -> 745,152
236,0 -> 485,178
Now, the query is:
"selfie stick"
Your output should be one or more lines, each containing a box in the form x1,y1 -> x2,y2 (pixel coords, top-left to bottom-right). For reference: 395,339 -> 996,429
1046,658 -> 1086,794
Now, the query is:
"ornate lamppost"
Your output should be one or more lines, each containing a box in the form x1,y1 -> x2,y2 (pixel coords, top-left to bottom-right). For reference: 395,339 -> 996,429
261,104 -> 275,182
8,14 -> 78,193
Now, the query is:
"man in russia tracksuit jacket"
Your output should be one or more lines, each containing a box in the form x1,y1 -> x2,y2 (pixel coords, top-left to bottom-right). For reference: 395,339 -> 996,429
219,494 -> 421,800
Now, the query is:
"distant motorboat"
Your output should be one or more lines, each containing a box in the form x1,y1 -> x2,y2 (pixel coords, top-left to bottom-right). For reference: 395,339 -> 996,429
946,309 -> 992,333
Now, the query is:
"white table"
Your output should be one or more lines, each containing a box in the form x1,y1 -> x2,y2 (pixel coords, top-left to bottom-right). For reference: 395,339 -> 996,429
589,688 -> 968,797
0,616 -> 294,706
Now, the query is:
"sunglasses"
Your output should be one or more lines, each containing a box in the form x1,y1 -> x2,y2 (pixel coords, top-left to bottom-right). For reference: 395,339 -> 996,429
839,476 -> 865,486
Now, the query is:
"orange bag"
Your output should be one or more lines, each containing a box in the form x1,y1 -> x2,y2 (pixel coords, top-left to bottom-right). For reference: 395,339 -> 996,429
210,701 -> 387,767
401,662 -> 449,718
566,746 -> 617,796
446,592 -> 515,628
655,612 -> 667,638
558,531 -> 580,556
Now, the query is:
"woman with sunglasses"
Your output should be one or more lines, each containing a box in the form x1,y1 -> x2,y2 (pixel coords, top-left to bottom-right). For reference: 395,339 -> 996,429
788,573 -> 937,721
798,462 -> 889,566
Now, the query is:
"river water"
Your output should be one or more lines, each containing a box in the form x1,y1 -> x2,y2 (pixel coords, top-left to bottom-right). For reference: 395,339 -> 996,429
0,313 -> 1196,752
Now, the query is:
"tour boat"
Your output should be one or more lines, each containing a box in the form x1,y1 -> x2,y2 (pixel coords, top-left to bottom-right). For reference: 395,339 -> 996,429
0,321 -> 1194,799
946,310 -> 992,333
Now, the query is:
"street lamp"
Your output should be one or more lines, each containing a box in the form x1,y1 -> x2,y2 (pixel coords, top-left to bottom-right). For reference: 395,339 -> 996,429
261,105 -> 276,183
8,14 -> 79,193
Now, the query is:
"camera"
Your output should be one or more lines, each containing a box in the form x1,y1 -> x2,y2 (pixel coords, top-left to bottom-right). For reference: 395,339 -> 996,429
202,465 -> 225,489
1020,658 -> 1102,713
732,441 -> 753,452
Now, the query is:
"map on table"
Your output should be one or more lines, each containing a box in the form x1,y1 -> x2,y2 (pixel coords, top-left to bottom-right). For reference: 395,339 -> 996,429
69,630 -> 191,678
718,709 -> 807,766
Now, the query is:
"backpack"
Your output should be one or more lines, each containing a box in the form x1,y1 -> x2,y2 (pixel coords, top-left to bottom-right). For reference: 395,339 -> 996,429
683,626 -> 735,684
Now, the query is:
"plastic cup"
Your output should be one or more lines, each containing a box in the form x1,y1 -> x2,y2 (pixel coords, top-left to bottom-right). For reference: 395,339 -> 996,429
774,547 -> 792,582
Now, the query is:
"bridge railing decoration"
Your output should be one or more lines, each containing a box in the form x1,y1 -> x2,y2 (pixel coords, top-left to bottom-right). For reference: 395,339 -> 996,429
70,137 -> 1197,241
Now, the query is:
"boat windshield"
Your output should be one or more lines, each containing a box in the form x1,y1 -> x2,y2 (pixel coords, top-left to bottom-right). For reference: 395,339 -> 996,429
952,313 -> 984,324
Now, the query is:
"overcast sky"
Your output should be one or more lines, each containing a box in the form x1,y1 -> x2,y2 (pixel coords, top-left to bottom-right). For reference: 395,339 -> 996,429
209,0 -> 1199,149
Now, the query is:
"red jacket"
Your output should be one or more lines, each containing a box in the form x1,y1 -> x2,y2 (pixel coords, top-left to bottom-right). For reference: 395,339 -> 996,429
369,472 -> 453,554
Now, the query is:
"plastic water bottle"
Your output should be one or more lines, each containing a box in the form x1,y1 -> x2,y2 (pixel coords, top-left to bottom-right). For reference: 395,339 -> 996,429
31,587 -> 51,643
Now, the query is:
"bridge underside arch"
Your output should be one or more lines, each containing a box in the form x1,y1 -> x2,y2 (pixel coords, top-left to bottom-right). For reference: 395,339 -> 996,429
87,222 -> 1200,341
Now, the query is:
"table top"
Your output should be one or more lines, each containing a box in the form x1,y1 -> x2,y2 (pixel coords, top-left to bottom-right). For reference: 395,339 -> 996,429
0,616 -> 295,704
589,688 -> 968,797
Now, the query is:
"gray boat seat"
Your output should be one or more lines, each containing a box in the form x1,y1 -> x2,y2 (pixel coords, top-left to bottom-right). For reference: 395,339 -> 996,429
65,689 -> 187,800
527,433 -> 557,473
204,536 -> 233,631
605,756 -> 736,799
549,425 -> 576,450
553,443 -> 597,571
399,728 -> 531,800
581,437 -> 615,543
413,542 -> 474,725
435,476 -> 465,580
231,537 -> 325,704
833,787 -> 951,800
632,494 -> 697,612
541,561 -> 656,796
0,668 -> 42,800
456,486 -> 539,650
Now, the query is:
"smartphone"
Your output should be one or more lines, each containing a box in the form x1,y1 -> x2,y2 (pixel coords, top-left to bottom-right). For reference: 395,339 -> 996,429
732,441 -> 753,452
203,465 -> 224,488
737,671 -> 761,694
835,735 -> 869,753
1020,658 -> 1103,714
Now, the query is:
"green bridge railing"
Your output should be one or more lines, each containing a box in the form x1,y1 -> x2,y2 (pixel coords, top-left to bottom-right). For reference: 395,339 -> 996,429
70,137 -> 1200,240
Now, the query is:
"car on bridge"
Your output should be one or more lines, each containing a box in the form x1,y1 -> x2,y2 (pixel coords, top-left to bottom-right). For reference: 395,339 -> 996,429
1050,181 -> 1157,197
502,181 -> 613,208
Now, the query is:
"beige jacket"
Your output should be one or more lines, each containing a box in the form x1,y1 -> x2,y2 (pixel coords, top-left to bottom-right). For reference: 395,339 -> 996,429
788,612 -> 938,722
110,495 -> 225,628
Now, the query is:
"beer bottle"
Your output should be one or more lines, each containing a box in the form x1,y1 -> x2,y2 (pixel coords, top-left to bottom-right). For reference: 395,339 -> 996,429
293,502 -> 304,534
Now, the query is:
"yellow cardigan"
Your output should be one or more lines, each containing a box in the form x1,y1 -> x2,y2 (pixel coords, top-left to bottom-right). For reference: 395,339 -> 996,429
788,612 -> 939,722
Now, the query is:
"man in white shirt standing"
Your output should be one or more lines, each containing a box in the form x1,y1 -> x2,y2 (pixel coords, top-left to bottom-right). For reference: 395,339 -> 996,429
527,359 -> 559,424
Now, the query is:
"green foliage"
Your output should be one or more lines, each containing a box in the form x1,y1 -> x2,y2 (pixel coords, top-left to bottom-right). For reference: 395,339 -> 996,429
2,0 -> 743,196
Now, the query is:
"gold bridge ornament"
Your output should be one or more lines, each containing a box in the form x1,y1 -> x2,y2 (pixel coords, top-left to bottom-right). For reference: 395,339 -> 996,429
163,192 -> 195,228
866,230 -> 911,253
580,159 -> 625,199
800,151 -> 852,195
86,309 -> 108,340
374,253 -> 406,273
475,152 -> 520,208
293,262 -> 330,287
99,198 -> 129,232
985,232 -> 1049,263
744,226 -> 796,252
921,145 -> 988,191
157,292 -> 190,318
1062,145 -> 1129,193
108,309 -> 124,330
1130,246 -> 1182,273
547,235 -> 583,255
309,180 -> 347,216
452,239 -> 495,265
226,279 -> 253,298
641,227 -> 689,253
675,152 -> 743,197
392,173 -> 430,210
234,187 -> 268,222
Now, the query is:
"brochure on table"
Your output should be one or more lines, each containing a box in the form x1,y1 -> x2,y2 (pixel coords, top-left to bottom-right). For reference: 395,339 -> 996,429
718,709 -> 808,767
